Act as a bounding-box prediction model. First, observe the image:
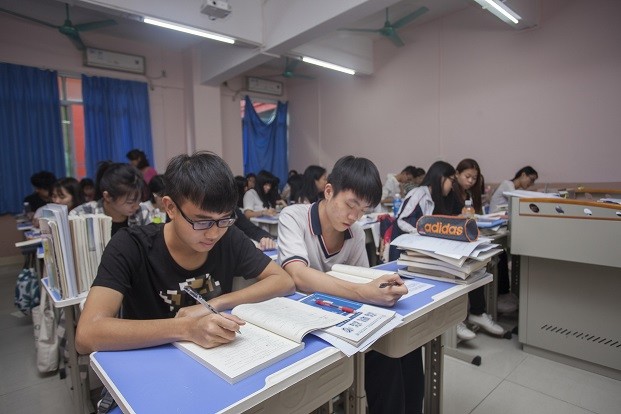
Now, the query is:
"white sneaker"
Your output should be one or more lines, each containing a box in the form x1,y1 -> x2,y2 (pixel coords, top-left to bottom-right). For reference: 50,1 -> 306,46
497,293 -> 518,313
456,322 -> 476,341
468,313 -> 504,336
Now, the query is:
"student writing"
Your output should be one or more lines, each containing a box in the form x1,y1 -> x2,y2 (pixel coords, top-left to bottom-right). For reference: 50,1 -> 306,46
75,151 -> 294,354
278,156 -> 419,414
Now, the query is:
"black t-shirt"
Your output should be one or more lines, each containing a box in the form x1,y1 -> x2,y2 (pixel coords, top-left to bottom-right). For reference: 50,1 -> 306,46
24,193 -> 47,211
93,224 -> 271,320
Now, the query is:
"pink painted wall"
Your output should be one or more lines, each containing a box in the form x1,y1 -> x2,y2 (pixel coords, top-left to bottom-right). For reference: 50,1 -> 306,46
0,14 -> 188,174
287,0 -> 621,184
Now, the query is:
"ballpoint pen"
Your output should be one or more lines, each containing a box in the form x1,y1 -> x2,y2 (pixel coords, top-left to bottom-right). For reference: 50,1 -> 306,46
315,299 -> 355,314
379,281 -> 402,288
183,285 -> 242,334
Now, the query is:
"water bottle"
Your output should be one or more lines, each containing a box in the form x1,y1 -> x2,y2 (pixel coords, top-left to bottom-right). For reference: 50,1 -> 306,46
392,193 -> 402,216
461,199 -> 475,219
151,208 -> 163,224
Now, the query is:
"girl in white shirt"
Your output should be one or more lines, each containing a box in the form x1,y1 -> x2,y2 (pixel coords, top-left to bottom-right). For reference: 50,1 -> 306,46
243,170 -> 279,218
489,166 -> 538,213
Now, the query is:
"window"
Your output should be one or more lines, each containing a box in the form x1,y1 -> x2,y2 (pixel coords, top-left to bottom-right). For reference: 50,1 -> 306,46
240,97 -> 278,123
58,75 -> 87,178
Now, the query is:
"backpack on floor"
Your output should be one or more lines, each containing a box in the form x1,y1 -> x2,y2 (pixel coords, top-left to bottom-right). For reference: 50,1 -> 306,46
14,254 -> 40,315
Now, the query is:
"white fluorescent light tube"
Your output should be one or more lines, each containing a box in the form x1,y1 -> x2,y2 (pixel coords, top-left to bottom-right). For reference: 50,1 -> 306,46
474,0 -> 521,25
302,57 -> 356,75
143,17 -> 235,44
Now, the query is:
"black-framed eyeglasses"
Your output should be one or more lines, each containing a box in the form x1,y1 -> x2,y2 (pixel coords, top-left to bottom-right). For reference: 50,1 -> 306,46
174,201 -> 237,230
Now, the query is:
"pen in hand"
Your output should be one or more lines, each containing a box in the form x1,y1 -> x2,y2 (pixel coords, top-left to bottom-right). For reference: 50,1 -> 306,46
379,281 -> 402,288
183,286 -> 242,334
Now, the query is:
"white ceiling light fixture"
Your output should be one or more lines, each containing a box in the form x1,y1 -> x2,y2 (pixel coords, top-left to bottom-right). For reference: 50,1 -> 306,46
472,0 -> 521,25
143,17 -> 235,44
301,57 -> 355,75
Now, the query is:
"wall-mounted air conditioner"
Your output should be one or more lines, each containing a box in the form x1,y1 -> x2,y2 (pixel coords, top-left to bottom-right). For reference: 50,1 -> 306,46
84,48 -> 146,74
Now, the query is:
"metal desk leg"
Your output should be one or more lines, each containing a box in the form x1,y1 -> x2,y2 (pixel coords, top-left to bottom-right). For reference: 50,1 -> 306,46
485,255 -> 499,320
511,254 -> 520,297
64,305 -> 84,414
346,353 -> 366,414
65,305 -> 93,414
424,336 -> 443,414
443,326 -> 482,366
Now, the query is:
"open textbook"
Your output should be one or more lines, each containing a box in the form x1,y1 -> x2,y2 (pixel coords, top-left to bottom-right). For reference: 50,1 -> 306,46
174,297 -> 347,384
298,292 -> 403,356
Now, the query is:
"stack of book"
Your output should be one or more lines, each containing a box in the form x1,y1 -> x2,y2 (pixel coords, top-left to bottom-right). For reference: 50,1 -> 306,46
39,204 -> 112,299
391,233 -> 502,284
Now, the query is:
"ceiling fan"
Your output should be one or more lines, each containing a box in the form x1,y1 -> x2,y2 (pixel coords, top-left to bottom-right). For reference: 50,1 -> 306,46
265,57 -> 314,80
339,6 -> 429,47
0,3 -> 117,51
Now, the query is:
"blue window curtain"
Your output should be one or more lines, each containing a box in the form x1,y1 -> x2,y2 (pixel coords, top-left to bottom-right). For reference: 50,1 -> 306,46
82,75 -> 154,178
0,62 -> 65,214
242,95 -> 288,190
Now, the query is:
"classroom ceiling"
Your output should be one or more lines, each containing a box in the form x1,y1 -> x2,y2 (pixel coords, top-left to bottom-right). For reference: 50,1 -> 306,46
0,0 -> 472,82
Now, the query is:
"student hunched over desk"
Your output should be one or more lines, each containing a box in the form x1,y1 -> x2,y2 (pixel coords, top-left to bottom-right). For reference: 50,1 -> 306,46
75,152 -> 294,410
278,156 -> 425,414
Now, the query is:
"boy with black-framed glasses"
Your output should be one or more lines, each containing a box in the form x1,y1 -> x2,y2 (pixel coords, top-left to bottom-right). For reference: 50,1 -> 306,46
76,151 -> 294,355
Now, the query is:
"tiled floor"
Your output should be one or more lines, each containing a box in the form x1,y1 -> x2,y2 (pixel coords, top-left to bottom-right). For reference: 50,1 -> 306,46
1,261 -> 619,414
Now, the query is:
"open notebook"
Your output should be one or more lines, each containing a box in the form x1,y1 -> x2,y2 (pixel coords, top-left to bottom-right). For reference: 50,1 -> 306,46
174,297 -> 347,384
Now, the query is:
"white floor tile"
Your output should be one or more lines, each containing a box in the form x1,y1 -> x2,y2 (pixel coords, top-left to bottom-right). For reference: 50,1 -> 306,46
0,320 -> 36,355
0,375 -> 75,414
455,331 -> 527,380
471,381 -> 595,414
507,355 -> 621,414
0,341 -> 53,395
443,355 -> 503,414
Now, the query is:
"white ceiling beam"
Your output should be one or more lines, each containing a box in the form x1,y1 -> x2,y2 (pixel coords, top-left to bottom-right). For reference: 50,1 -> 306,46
71,0 -> 405,82
199,44 -> 275,85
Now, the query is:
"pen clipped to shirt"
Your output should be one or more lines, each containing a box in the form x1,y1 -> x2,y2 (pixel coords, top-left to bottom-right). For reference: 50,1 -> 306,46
183,286 -> 242,334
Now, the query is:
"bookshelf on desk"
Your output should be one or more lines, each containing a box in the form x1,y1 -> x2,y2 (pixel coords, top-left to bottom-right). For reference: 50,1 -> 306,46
42,278 -> 92,414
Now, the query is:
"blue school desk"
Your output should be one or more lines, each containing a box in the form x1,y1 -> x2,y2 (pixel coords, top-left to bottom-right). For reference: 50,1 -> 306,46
249,215 -> 279,237
89,264 -> 491,414
90,331 -> 352,414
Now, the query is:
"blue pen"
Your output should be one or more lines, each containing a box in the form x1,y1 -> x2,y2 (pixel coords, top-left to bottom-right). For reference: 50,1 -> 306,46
183,286 -> 241,334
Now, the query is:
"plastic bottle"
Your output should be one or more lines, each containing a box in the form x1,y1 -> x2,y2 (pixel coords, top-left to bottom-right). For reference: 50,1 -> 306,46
393,193 -> 402,216
151,208 -> 162,224
23,202 -> 31,215
461,199 -> 475,219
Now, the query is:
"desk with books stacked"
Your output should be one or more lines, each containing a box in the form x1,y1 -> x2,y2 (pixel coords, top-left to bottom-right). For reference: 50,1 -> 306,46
88,262 -> 491,414
87,226 -> 499,414
37,204 -> 112,414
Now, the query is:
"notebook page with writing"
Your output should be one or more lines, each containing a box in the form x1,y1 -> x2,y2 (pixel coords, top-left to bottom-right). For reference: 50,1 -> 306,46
232,297 -> 347,343
174,323 -> 303,384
